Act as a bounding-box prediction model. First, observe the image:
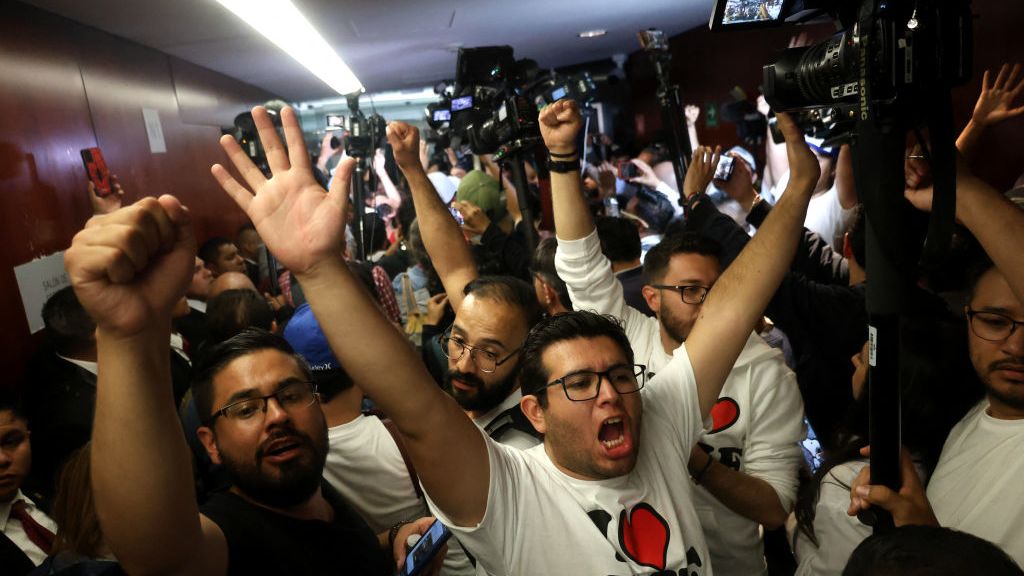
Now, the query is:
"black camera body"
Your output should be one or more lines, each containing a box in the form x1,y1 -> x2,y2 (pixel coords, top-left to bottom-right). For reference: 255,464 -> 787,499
344,93 -> 387,159
760,0 -> 972,144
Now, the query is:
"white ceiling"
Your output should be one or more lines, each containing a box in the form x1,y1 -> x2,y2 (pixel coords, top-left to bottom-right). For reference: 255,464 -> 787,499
23,0 -> 711,102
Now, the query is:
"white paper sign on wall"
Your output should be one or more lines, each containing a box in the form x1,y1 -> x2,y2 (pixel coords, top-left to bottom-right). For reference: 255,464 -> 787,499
14,251 -> 69,333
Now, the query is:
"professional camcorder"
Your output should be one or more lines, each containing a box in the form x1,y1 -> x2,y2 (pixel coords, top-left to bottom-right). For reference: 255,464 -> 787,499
711,0 -> 972,145
424,46 -> 597,157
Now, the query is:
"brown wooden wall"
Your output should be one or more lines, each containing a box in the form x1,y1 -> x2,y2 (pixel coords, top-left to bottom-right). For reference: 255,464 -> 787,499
0,2 -> 277,392
630,0 -> 1024,191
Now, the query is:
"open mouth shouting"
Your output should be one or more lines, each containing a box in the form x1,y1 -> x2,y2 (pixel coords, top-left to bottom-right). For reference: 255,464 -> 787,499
598,416 -> 633,457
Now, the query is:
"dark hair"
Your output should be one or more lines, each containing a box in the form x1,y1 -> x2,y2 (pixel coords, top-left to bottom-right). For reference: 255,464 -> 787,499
42,286 -> 96,356
360,213 -> 389,254
843,525 -> 1024,576
396,199 -> 417,238
191,328 -> 311,423
464,276 -> 543,329
0,394 -> 27,423
519,311 -> 634,408
595,216 -> 642,263
642,232 -> 721,284
847,205 -> 866,267
198,237 -> 233,267
532,238 -> 573,311
794,313 -> 981,547
237,223 -> 257,237
51,443 -> 105,557
206,289 -> 275,345
964,245 -> 995,302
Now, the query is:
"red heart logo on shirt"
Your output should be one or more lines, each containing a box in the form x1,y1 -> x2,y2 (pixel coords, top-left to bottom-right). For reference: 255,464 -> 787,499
618,503 -> 670,569
709,397 -> 740,434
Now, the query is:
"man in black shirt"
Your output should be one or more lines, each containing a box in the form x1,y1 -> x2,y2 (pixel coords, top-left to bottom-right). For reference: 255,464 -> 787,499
64,200 -> 428,575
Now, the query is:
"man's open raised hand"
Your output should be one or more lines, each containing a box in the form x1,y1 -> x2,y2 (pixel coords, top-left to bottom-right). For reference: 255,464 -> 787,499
211,106 -> 353,277
539,99 -> 583,155
65,196 -> 195,337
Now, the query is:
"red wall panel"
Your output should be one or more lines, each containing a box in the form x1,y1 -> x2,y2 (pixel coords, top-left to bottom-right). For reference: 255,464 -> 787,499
0,2 -> 277,392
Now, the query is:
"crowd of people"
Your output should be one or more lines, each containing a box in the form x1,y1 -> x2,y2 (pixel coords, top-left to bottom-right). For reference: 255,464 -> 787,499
3,55 -> 1024,576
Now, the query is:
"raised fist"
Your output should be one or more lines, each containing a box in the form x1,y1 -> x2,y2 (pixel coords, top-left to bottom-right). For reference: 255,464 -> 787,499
387,121 -> 421,169
538,99 -> 582,155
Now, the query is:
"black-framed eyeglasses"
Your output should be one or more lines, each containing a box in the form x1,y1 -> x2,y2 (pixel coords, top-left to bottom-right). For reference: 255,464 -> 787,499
650,284 -> 710,305
439,329 -> 521,373
207,380 -> 319,426
542,364 -> 647,402
967,309 -> 1024,342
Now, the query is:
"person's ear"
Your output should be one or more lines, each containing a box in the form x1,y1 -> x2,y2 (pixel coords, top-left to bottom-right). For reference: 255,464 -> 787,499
196,426 -> 222,465
270,319 -> 279,335
520,395 -> 547,435
843,232 -> 854,261
642,285 -> 661,315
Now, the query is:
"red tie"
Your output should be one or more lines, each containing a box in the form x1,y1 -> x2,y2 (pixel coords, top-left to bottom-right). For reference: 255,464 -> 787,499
11,500 -> 55,554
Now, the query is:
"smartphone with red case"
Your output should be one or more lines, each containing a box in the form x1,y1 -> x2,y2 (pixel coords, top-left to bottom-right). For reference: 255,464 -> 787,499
81,147 -> 112,197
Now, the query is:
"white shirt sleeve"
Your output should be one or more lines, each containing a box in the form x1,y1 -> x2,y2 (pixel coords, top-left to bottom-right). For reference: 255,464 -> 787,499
741,352 -> 806,512
555,230 -> 660,364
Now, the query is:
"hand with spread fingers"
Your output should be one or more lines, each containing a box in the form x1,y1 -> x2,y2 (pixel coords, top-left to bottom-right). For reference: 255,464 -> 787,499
538,99 -> 583,155
211,106 -> 352,277
65,196 -> 195,337
847,446 -> 939,528
971,63 -> 1024,128
683,145 -> 721,202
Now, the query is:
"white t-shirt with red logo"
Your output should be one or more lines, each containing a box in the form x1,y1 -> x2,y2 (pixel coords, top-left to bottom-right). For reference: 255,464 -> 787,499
427,345 -> 711,575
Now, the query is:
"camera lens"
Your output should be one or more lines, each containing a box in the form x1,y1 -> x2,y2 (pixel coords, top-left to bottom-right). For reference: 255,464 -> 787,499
763,31 -> 856,111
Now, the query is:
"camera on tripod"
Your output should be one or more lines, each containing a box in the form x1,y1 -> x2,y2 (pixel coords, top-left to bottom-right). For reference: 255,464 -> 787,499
344,92 -> 387,159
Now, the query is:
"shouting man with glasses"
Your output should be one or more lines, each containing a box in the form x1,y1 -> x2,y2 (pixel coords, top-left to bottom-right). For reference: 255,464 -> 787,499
552,103 -> 804,573
67,100 -> 820,575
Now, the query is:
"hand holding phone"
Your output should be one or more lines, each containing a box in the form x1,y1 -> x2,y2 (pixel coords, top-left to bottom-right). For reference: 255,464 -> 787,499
399,519 -> 452,576
81,147 -> 112,197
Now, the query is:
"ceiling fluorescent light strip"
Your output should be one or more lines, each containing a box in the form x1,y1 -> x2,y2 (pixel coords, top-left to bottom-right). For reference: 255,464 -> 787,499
215,0 -> 364,96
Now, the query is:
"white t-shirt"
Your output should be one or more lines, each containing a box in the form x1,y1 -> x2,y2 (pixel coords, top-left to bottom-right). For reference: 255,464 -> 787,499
323,414 -> 474,576
793,461 -> 869,576
928,400 -> 1024,565
772,170 -> 855,252
557,230 -> 804,574
428,345 -> 711,575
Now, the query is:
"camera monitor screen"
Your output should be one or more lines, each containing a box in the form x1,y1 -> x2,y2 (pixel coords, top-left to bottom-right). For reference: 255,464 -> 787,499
432,109 -> 452,122
550,86 -> 568,101
326,114 -> 344,128
710,0 -> 790,30
451,96 -> 474,112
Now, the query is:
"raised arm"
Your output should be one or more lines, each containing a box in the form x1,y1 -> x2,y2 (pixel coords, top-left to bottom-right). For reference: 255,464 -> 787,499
388,122 -> 478,311
540,99 -> 594,240
211,106 -> 488,527
835,144 -> 858,209
65,197 -> 228,576
956,63 -> 1024,162
687,114 -> 820,418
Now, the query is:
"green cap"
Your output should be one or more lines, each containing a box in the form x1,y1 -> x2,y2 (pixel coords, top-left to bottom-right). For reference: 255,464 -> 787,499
456,170 -> 505,221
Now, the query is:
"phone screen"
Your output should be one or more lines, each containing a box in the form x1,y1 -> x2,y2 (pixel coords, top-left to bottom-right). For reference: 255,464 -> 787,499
81,147 -> 112,196
714,155 -> 735,181
400,520 -> 452,576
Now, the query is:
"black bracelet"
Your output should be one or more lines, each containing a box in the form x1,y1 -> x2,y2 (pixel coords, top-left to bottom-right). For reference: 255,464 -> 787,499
693,454 -> 715,485
547,149 -> 578,159
387,520 -> 411,550
547,157 -> 581,174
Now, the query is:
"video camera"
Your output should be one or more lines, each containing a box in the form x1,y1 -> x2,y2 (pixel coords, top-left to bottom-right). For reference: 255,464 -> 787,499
711,0 -> 971,145
424,46 -> 597,157
344,92 -> 387,159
